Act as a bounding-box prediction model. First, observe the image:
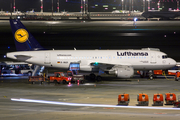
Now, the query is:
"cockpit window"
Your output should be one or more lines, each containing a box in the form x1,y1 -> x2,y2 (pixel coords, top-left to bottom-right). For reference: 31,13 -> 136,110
162,55 -> 168,59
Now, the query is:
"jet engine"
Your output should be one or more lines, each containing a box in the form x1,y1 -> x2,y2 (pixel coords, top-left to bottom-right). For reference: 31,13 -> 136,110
108,66 -> 134,78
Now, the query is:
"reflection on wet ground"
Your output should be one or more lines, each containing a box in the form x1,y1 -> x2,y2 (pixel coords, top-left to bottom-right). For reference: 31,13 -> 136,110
0,77 -> 180,120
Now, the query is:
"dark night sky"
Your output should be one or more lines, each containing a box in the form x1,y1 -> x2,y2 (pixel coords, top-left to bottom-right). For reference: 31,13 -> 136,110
0,0 -> 178,12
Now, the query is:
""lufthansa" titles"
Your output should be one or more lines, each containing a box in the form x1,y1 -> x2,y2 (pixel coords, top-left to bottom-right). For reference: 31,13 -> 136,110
117,52 -> 148,56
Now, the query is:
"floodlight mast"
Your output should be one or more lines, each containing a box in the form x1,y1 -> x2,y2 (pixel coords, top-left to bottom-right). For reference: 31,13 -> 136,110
132,0 -> 133,11
148,0 -> 150,11
122,0 -> 124,10
177,0 -> 179,10
157,0 -> 160,10
143,0 -> 145,12
13,0 -> 15,12
57,0 -> 59,12
129,0 -> 131,13
81,0 -> 83,13
40,0 -> 43,13
125,0 -> 127,10
86,0 -> 88,14
52,0 -> 53,16
11,0 -> 12,16
83,0 -> 85,14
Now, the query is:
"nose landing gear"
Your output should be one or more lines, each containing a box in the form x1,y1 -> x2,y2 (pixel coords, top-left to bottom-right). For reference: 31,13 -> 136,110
149,70 -> 154,80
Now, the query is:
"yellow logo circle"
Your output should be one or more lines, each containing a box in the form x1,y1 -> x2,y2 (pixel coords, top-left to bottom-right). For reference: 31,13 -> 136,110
15,29 -> 29,43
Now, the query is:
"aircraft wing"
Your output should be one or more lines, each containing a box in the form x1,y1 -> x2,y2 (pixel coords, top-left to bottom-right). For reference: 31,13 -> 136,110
90,62 -> 132,71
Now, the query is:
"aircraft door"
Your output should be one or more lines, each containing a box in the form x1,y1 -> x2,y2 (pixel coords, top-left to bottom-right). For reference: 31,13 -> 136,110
45,53 -> 51,64
69,63 -> 80,71
150,52 -> 156,64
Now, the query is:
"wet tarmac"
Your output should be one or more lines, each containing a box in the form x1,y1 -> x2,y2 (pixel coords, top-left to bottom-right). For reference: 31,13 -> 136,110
0,77 -> 180,120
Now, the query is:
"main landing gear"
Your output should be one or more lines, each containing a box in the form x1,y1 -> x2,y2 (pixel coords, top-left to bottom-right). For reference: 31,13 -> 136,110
139,70 -> 154,80
89,73 -> 102,81
148,70 -> 154,80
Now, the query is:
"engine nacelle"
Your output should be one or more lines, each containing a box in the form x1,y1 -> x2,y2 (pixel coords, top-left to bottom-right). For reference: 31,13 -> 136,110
108,66 -> 134,78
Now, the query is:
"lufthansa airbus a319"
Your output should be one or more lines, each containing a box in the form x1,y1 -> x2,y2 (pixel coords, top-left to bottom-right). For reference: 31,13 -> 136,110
7,19 -> 176,80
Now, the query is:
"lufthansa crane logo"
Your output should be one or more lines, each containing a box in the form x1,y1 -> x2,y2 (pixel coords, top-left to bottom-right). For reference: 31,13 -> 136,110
15,29 -> 29,43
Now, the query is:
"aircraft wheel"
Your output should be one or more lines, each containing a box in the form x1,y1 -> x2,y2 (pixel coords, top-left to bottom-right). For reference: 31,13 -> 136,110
149,75 -> 153,80
80,80 -> 84,84
97,76 -> 102,81
54,80 -> 58,84
140,75 -> 144,78
90,73 -> 96,80
32,81 -> 35,84
63,80 -> 66,84
140,71 -> 144,78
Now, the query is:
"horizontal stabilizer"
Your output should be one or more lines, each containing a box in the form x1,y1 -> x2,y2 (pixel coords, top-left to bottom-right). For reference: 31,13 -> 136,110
15,55 -> 32,61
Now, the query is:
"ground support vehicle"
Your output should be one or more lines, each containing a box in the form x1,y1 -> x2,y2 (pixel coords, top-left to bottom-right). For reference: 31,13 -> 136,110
153,94 -> 163,106
173,96 -> 180,107
137,93 -> 149,106
175,72 -> 180,81
48,72 -> 71,84
67,71 -> 84,84
118,94 -> 130,105
0,62 -> 33,76
28,76 -> 45,84
165,93 -> 176,105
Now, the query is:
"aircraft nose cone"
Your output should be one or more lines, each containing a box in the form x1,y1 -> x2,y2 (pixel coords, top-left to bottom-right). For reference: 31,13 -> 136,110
170,58 -> 176,66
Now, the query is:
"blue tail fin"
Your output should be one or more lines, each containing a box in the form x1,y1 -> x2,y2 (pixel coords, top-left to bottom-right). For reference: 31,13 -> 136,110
10,19 -> 45,51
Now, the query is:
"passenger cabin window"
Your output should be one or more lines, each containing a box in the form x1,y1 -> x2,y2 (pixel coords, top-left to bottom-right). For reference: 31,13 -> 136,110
162,55 -> 168,59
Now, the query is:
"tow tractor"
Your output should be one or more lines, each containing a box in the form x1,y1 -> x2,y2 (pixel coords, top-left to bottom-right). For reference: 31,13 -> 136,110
28,72 -> 71,84
165,93 -> 176,105
48,72 -> 71,84
173,95 -> 180,107
118,93 -> 130,105
153,93 -> 163,106
137,93 -> 149,106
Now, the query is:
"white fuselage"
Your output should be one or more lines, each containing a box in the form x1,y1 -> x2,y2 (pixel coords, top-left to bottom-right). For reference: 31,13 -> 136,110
7,49 -> 176,72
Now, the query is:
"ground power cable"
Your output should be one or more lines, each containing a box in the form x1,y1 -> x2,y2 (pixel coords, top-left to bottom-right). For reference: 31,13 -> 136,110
162,71 -> 174,80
